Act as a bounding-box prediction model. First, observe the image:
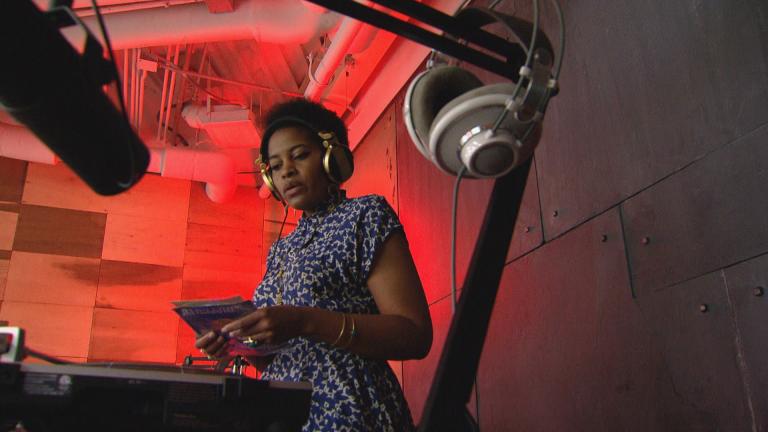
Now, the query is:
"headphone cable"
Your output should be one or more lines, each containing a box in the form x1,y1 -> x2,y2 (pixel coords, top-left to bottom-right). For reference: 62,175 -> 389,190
450,166 -> 467,314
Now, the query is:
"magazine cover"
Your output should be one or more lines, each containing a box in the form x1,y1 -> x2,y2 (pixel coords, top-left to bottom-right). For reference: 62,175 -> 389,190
172,296 -> 290,357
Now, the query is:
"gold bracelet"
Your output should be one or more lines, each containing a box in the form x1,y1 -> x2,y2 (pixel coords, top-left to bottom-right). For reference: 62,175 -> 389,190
339,315 -> 357,350
331,313 -> 347,347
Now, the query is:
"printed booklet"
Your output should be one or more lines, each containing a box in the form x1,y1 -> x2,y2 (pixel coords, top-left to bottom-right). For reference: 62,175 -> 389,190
172,296 -> 289,357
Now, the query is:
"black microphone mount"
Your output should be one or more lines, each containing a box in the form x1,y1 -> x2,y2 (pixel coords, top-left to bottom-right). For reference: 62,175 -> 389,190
0,1 -> 149,196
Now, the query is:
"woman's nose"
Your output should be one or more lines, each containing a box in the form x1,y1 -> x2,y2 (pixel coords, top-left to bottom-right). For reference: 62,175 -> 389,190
280,161 -> 297,178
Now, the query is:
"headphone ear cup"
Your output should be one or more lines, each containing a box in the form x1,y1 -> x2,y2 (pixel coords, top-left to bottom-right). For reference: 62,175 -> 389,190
403,66 -> 483,161
323,144 -> 354,184
259,165 -> 283,202
430,82 -> 524,177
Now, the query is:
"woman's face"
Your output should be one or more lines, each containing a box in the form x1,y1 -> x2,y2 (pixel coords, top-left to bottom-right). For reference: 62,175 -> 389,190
267,126 -> 331,214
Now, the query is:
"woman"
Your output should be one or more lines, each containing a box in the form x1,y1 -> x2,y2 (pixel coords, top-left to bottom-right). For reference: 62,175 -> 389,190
196,99 -> 432,431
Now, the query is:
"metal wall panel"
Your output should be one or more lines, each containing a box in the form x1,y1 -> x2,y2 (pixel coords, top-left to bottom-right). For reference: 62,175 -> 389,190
477,208 -> 686,431
637,271 -> 754,432
533,0 -> 768,240
344,104 -> 399,211
723,253 -> 768,431
402,295 -> 453,425
622,124 -> 768,294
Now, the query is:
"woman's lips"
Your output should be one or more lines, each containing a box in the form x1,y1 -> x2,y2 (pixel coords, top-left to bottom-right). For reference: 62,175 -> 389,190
283,184 -> 303,198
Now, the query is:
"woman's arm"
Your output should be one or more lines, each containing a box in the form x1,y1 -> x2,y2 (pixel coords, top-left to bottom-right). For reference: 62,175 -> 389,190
221,232 -> 433,360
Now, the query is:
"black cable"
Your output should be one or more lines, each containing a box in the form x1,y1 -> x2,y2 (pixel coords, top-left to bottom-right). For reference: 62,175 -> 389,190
24,347 -> 72,365
450,166 -> 467,314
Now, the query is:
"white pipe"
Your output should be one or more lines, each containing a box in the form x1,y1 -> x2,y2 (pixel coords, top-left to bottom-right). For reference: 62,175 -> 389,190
156,47 -> 173,140
74,0 -> 204,18
148,146 -> 237,203
0,123 -> 58,165
62,0 -> 335,50
347,24 -> 378,54
304,13 -> 367,102
0,110 -> 22,127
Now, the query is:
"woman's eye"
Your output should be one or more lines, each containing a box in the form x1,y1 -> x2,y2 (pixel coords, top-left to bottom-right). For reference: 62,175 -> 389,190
293,152 -> 308,160
271,164 -> 282,172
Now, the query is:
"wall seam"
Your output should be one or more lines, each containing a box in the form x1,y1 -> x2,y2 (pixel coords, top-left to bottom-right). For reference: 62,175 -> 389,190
538,120 -> 768,248
617,204 -> 637,299
722,269 -> 758,432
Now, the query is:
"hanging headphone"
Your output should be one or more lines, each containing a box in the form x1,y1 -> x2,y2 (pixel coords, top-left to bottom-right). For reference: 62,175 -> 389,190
256,116 -> 354,202
403,2 -> 564,178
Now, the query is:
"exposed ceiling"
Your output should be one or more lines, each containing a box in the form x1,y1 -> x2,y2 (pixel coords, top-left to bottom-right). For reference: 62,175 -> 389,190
2,0 -> 462,201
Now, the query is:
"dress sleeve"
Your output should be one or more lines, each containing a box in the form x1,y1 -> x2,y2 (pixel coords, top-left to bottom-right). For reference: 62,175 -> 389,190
357,195 -> 404,283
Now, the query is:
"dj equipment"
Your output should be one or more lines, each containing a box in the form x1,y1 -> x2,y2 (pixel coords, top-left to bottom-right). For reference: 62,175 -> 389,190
403,4 -> 562,179
257,116 -> 354,202
0,362 -> 311,432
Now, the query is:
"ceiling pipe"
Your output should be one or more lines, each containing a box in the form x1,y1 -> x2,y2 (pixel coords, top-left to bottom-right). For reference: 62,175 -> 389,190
0,123 -> 59,165
61,0 -> 337,50
0,122 -> 235,202
304,3 -> 373,102
147,145 -> 237,203
72,0 -> 203,18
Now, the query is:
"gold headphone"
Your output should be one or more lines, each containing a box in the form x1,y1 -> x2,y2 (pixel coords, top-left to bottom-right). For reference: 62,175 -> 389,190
256,130 -> 354,202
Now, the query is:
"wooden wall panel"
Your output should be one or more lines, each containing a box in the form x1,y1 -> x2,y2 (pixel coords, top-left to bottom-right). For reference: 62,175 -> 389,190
5,251 -> 100,306
89,307 -> 178,362
186,223 -> 261,259
0,157 -> 27,204
0,210 -> 17,250
344,103 -> 398,211
97,260 -> 183,312
102,213 -> 187,266
181,266 -> 260,301
0,301 -> 93,357
176,319 -> 199,364
104,174 -> 191,222
188,182 -> 263,229
13,204 -> 106,258
22,162 -> 110,213
263,196 -> 302,224
185,222 -> 263,277
184,249 -> 262,274
24,356 -> 87,364
0,250 -> 9,301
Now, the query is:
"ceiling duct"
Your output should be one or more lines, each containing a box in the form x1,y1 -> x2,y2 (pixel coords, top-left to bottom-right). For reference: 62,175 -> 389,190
182,103 -> 261,149
62,0 -> 337,50
0,123 -> 59,165
147,145 -> 237,203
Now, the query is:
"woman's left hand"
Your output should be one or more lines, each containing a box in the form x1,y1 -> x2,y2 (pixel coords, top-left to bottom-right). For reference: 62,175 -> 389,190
221,306 -> 307,345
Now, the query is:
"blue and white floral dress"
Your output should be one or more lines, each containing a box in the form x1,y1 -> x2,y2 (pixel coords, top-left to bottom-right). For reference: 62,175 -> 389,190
253,193 -> 415,431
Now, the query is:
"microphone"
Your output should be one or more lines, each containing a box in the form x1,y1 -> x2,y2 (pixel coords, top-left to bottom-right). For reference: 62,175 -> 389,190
0,0 -> 149,195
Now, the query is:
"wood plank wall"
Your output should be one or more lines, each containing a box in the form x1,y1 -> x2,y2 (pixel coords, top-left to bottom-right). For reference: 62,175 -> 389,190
0,159 -> 277,365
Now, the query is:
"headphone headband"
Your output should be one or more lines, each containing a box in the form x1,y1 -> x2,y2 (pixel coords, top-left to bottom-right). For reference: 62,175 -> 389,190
402,3 -> 563,178
260,116 -> 349,162
257,119 -> 354,202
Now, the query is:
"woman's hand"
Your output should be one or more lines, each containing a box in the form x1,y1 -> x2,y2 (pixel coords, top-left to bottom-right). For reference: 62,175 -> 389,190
194,331 -> 232,361
221,305 -> 307,345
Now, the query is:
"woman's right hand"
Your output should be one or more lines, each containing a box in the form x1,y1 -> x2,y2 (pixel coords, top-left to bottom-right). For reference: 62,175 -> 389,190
194,331 -> 230,360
